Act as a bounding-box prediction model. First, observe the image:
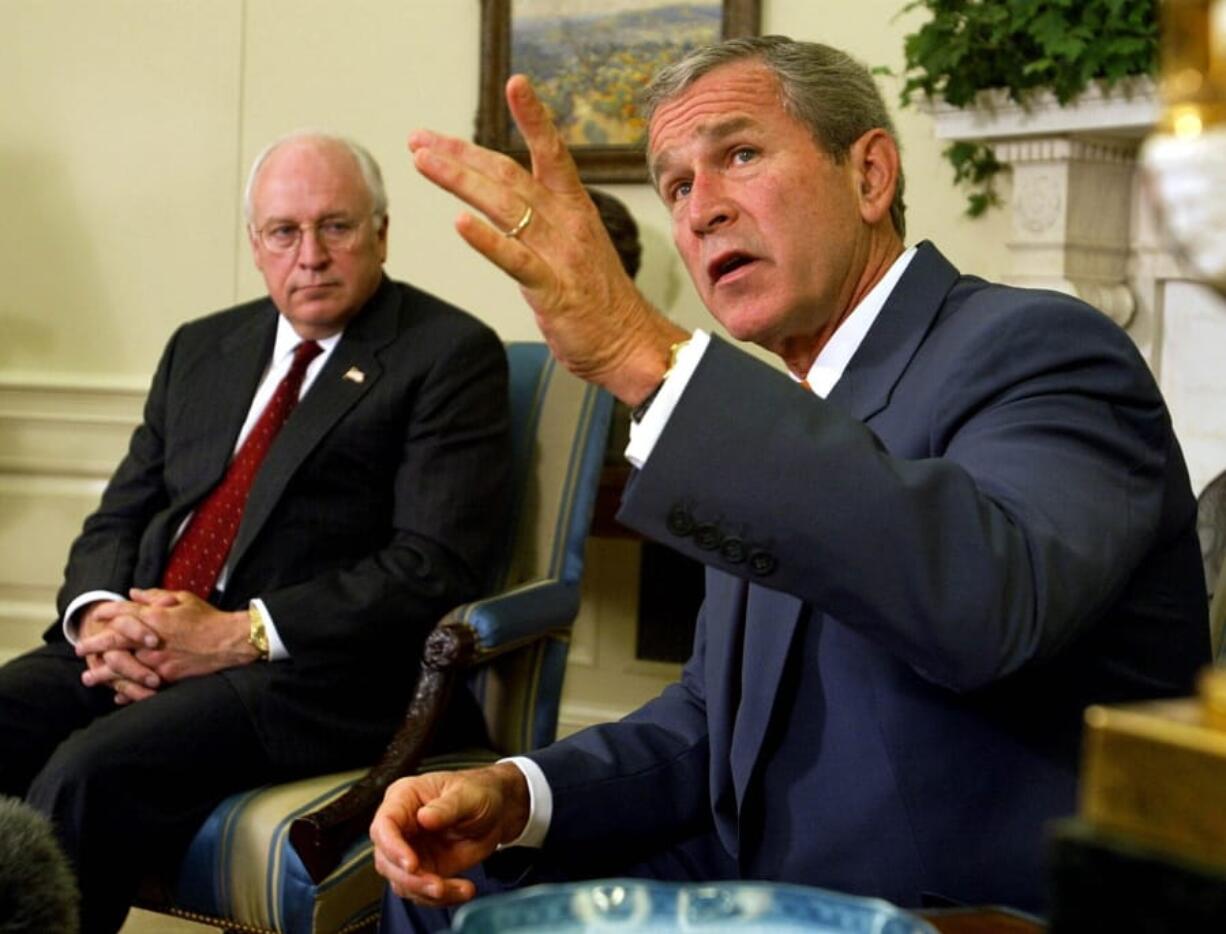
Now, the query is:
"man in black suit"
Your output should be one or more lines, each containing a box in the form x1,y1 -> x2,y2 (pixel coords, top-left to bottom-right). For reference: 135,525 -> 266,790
373,36 -> 1208,928
0,132 -> 510,934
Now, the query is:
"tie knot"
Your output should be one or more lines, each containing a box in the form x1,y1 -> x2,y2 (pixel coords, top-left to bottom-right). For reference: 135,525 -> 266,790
292,340 -> 323,370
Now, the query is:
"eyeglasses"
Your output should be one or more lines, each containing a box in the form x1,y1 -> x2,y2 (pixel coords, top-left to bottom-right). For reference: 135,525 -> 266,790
252,214 -> 378,254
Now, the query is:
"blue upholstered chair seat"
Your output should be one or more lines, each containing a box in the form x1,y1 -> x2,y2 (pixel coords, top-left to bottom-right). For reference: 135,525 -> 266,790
162,752 -> 495,933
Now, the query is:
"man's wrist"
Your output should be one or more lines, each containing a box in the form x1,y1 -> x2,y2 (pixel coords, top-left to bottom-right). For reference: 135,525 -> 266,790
625,330 -> 710,468
495,757 -> 551,849
631,338 -> 691,423
63,590 -> 125,644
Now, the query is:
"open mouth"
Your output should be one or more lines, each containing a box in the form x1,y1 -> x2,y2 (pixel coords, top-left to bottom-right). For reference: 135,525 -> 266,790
709,252 -> 755,285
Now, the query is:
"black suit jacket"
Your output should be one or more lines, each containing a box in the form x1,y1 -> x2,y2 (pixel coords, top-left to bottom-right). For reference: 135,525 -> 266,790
53,278 -> 510,768
531,242 -> 1208,910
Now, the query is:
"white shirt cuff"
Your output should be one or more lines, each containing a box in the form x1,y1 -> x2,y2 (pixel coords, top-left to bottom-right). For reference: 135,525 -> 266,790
625,330 -> 710,468
62,590 -> 125,644
251,597 -> 289,661
498,756 -> 552,849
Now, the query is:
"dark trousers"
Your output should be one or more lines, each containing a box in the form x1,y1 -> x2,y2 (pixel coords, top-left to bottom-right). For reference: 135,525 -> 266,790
378,826 -> 740,934
0,641 -> 273,934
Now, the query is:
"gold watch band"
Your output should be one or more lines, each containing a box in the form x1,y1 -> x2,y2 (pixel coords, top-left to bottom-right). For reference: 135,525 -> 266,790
631,339 -> 690,423
247,603 -> 270,660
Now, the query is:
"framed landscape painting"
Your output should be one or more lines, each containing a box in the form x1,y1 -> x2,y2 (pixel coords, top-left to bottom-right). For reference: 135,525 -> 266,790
477,0 -> 762,182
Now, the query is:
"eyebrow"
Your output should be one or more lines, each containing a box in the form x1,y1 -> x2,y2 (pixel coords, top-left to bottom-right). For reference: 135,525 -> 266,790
256,210 -> 354,226
649,115 -> 758,188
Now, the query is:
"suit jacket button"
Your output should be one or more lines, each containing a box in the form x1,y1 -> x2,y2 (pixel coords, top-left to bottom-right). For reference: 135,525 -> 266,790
749,550 -> 777,576
693,523 -> 722,550
721,537 -> 746,564
667,505 -> 694,537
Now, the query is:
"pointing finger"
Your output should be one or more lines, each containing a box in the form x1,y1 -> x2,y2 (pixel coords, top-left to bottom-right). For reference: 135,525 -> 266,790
505,75 -> 583,193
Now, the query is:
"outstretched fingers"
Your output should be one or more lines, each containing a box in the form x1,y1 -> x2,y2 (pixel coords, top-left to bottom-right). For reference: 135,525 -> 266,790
410,140 -> 553,289
505,74 -> 584,193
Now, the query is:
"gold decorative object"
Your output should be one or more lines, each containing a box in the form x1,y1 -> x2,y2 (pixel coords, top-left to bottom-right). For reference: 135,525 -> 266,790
1079,668 -> 1226,871
1158,0 -> 1226,136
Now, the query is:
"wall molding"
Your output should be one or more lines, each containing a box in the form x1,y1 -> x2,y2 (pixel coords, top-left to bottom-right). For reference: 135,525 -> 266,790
0,378 -> 145,655
0,377 -> 145,478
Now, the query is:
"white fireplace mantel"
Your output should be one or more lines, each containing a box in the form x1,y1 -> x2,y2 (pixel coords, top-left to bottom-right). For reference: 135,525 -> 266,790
927,78 -> 1226,497
929,79 -> 1160,142
929,79 -> 1162,328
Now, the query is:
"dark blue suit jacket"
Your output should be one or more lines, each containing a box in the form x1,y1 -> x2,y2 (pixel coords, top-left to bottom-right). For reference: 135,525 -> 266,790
529,243 -> 1208,911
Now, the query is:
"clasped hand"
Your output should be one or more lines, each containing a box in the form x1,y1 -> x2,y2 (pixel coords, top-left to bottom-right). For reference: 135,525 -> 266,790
76,588 -> 253,704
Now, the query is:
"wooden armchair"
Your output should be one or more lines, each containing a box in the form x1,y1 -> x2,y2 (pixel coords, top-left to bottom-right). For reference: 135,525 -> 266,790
139,343 -> 614,933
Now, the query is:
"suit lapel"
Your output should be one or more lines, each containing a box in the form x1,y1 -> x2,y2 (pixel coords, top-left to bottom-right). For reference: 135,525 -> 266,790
825,241 -> 960,420
730,585 -> 804,809
725,246 -> 959,813
227,281 -> 398,571
186,311 -> 277,498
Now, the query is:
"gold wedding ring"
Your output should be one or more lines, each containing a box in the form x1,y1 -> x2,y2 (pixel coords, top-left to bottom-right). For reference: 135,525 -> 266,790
504,205 -> 533,239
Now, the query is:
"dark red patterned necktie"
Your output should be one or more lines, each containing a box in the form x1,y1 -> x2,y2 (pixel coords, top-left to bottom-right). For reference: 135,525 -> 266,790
161,340 -> 323,599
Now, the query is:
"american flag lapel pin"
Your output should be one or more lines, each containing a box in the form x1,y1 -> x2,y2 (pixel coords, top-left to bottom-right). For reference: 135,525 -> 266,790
343,366 -> 366,384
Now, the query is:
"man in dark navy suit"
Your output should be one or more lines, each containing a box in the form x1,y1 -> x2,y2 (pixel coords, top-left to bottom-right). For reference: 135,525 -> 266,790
374,36 -> 1209,926
0,132 -> 509,934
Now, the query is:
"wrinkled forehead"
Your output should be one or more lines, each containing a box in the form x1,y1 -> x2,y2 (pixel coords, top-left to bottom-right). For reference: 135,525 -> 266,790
646,62 -> 787,180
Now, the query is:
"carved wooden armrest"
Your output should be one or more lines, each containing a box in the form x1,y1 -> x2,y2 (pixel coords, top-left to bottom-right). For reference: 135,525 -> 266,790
289,614 -> 478,884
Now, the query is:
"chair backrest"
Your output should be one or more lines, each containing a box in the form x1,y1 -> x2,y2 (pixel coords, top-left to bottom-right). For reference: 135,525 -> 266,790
466,343 -> 613,753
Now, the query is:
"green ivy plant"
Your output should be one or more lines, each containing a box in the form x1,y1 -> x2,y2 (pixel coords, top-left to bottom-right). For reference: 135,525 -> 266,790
898,0 -> 1159,216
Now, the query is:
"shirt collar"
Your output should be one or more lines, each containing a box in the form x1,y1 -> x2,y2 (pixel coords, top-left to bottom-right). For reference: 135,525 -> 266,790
802,246 -> 917,398
272,315 -> 343,364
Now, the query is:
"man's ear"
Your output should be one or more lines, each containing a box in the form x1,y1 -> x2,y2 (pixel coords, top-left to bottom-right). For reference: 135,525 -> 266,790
375,214 -> 390,263
850,129 -> 900,227
247,226 -> 264,270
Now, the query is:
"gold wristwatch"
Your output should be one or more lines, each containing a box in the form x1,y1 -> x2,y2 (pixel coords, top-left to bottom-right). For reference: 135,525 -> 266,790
631,338 -> 690,423
247,603 -> 270,660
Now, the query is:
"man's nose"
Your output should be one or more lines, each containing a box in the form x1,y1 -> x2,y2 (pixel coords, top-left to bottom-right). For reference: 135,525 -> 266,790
296,227 -> 331,267
688,174 -> 736,235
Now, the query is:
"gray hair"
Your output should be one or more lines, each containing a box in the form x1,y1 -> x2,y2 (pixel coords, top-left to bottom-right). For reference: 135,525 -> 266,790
243,130 -> 388,223
642,35 -> 906,239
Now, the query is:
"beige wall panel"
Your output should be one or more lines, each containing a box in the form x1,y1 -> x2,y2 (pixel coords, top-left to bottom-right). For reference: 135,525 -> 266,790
0,607 -> 57,664
0,474 -> 109,656
0,381 -> 144,477
3,0 -> 244,379
0,382 -> 142,657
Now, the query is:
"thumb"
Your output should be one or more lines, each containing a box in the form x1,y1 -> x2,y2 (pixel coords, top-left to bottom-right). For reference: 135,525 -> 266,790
415,778 -> 494,836
415,792 -> 467,833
